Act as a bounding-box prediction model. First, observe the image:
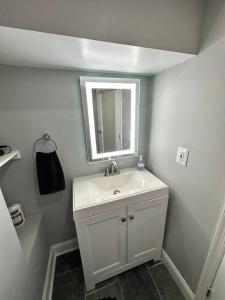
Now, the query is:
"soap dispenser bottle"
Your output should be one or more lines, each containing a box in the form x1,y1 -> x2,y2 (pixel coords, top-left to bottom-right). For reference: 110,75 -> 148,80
137,155 -> 145,170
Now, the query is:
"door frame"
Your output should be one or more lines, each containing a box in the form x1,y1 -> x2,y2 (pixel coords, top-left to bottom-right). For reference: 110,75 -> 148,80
96,91 -> 104,153
195,201 -> 225,299
114,90 -> 122,150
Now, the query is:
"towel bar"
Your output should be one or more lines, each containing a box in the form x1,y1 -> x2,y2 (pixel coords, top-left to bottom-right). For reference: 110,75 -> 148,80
34,133 -> 57,153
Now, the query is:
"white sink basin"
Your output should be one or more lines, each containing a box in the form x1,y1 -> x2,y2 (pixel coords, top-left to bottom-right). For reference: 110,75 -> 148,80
91,171 -> 149,192
73,168 -> 168,221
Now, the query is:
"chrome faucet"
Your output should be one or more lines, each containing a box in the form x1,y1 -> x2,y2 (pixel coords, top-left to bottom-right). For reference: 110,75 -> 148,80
104,161 -> 120,177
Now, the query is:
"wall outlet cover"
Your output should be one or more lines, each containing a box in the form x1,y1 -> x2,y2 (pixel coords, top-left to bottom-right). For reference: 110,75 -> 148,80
176,146 -> 189,167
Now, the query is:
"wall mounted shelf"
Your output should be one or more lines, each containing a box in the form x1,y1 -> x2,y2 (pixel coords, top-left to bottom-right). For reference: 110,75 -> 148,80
0,150 -> 21,168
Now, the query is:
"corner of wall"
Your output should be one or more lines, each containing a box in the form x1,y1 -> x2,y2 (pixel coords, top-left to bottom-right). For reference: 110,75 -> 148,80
144,76 -> 153,168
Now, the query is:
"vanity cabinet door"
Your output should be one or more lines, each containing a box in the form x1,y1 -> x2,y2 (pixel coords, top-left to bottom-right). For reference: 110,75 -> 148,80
127,196 -> 168,264
76,207 -> 127,290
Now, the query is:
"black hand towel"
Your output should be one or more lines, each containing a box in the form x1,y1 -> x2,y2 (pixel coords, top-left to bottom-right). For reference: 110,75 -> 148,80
36,151 -> 65,195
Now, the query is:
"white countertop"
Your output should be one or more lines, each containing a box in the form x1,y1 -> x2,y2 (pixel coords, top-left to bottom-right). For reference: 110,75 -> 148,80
73,168 -> 169,221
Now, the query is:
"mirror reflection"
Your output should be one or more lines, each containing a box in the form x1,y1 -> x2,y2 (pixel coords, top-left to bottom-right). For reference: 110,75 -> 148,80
92,88 -> 131,154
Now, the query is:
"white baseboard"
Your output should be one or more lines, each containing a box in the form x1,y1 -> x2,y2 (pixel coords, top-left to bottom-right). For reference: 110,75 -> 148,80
52,238 -> 78,257
42,238 -> 78,300
162,250 -> 195,300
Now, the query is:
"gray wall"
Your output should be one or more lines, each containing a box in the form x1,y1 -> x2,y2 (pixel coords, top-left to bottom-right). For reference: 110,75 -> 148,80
147,0 -> 225,292
0,0 -> 204,54
0,189 -> 49,300
0,66 -> 150,246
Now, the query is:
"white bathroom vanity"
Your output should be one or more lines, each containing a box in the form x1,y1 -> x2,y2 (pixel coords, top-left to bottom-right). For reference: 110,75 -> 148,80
73,168 -> 168,291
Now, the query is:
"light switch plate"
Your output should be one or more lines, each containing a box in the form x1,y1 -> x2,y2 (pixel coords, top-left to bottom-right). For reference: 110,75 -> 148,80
176,146 -> 189,167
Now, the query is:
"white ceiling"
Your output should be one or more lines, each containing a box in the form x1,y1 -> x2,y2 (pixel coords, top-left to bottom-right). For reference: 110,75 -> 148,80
0,26 -> 195,75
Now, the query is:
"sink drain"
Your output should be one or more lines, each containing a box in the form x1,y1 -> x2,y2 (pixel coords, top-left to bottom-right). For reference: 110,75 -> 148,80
113,189 -> 120,195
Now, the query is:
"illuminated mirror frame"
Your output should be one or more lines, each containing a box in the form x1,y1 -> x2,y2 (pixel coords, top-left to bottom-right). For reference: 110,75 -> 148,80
80,76 -> 140,162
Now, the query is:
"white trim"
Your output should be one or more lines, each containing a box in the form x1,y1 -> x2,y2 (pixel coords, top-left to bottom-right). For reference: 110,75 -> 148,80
42,246 -> 56,300
162,250 -> 195,300
42,238 -> 78,300
195,202 -> 225,300
52,238 -> 78,257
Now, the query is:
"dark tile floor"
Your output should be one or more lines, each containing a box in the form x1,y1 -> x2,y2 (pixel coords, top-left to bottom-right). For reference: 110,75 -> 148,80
52,250 -> 185,300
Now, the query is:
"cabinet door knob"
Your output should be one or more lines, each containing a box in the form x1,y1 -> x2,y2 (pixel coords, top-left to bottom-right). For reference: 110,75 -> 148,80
129,215 -> 134,220
121,217 -> 127,222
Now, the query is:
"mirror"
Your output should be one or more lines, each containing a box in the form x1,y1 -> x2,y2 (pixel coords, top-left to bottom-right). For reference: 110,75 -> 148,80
80,77 -> 140,162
